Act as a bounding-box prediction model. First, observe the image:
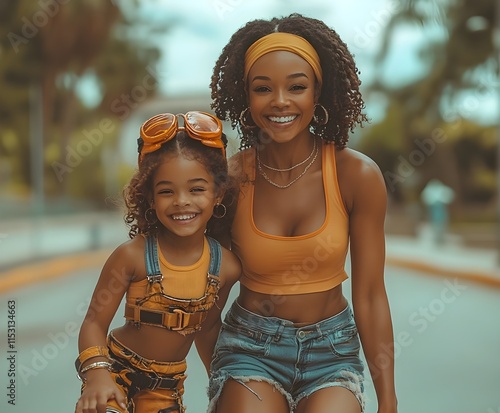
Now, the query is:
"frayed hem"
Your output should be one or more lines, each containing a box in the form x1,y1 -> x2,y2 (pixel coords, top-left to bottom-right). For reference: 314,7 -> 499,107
207,374 -> 293,413
295,370 -> 365,412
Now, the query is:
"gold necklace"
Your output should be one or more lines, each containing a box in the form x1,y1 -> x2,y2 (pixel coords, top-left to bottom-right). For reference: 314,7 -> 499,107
257,139 -> 317,172
257,141 -> 319,189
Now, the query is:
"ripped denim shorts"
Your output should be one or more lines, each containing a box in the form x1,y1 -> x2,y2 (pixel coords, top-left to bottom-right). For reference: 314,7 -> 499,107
208,301 -> 365,412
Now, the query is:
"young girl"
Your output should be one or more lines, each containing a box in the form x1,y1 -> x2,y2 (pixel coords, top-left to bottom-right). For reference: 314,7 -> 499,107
74,111 -> 241,413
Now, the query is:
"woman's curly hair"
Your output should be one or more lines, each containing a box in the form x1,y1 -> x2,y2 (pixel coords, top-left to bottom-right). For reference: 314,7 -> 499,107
123,131 -> 229,239
210,13 -> 368,150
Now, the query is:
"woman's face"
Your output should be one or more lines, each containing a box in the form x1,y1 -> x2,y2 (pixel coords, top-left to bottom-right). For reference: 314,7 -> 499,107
247,50 -> 318,144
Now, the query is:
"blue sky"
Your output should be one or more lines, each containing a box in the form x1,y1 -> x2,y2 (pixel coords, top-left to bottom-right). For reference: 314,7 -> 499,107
89,0 -> 496,161
107,0 -> 497,165
146,0 -> 496,125
153,0 -> 410,95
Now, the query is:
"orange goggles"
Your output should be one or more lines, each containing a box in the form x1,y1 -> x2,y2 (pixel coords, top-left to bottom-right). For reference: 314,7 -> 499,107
138,111 -> 225,162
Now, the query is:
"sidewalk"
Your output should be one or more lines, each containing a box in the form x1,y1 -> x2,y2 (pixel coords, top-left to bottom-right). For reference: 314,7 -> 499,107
0,214 -> 499,293
386,234 -> 500,287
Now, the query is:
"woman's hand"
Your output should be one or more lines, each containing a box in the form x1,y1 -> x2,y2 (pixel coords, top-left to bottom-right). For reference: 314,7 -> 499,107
75,369 -> 127,413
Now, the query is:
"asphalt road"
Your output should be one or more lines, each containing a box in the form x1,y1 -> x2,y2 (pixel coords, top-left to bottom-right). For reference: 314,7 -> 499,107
0,263 -> 499,413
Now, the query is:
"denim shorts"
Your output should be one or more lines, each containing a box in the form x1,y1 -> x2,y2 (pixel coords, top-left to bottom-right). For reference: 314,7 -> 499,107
208,301 -> 365,412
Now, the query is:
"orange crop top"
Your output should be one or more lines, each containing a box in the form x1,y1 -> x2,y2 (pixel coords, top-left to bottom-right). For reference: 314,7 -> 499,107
231,142 -> 349,295
126,237 -> 211,306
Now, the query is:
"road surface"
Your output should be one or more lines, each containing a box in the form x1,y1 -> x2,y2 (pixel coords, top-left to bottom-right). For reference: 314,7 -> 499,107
0,261 -> 499,413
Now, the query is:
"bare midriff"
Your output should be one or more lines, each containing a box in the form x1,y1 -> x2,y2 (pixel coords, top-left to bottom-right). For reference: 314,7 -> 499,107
238,284 -> 348,325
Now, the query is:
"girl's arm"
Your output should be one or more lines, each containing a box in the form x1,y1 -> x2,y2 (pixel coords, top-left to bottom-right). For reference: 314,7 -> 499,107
348,156 -> 398,413
194,248 -> 241,374
75,239 -> 139,413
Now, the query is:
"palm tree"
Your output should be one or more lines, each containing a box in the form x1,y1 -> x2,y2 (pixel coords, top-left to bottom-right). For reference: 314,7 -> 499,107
362,0 -> 496,205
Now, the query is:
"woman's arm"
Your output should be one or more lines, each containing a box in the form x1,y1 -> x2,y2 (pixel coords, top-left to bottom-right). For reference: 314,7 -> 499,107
347,154 -> 398,413
194,248 -> 241,374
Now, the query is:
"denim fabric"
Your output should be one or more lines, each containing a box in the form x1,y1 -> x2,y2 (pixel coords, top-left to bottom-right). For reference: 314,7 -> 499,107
208,301 -> 365,412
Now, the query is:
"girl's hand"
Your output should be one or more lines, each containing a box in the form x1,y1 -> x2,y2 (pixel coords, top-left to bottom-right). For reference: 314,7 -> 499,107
75,369 -> 127,413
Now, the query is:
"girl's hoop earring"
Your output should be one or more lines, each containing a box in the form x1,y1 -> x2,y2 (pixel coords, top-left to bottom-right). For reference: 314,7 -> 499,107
213,203 -> 227,219
144,207 -> 157,224
312,104 -> 329,126
239,108 -> 257,129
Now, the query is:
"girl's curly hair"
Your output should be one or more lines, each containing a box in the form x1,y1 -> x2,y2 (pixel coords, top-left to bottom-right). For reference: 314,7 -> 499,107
210,13 -> 368,150
123,131 -> 229,239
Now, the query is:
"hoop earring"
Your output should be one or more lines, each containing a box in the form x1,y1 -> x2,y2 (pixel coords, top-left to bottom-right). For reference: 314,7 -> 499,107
239,108 -> 257,129
312,104 -> 329,126
213,203 -> 227,219
144,207 -> 157,224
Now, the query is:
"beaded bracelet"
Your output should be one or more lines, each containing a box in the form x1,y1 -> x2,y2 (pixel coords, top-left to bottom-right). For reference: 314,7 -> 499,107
77,361 -> 112,382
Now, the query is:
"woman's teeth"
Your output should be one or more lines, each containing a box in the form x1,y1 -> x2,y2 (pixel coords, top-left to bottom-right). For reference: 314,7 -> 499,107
268,115 -> 297,123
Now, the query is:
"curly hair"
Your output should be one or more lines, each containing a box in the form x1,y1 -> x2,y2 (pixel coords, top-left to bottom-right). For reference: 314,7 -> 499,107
210,13 -> 368,150
123,131 -> 229,239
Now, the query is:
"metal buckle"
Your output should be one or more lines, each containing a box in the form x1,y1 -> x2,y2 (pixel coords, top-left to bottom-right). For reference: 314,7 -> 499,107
170,308 -> 191,331
147,374 -> 161,390
148,273 -> 163,283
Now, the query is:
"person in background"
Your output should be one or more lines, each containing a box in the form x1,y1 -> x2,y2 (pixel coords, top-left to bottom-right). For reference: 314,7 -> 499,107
203,13 -> 397,413
74,111 -> 241,413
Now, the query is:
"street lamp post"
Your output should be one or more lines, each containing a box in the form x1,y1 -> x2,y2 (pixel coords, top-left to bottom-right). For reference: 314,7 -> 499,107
496,0 -> 500,265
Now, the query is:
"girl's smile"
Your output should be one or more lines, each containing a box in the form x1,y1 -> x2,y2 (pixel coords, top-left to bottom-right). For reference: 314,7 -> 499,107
152,154 -> 220,239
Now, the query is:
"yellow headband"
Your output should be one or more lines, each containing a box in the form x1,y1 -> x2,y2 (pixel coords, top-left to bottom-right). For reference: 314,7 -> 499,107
244,32 -> 323,88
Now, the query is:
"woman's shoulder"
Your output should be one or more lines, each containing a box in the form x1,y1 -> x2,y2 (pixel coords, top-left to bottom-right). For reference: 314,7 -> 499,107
335,146 -> 383,180
334,147 -> 387,211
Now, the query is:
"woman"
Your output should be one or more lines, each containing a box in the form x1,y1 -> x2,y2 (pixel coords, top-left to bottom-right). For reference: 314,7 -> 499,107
204,13 -> 397,413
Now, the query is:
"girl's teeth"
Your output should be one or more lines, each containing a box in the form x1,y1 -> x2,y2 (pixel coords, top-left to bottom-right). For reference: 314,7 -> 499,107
172,214 -> 195,220
269,115 -> 296,123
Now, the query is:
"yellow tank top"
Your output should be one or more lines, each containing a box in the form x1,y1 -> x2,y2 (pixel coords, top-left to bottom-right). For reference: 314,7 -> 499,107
126,237 -> 209,306
231,142 -> 349,295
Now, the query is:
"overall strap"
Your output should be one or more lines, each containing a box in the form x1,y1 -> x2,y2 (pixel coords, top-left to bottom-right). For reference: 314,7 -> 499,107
144,234 -> 162,280
206,236 -> 222,277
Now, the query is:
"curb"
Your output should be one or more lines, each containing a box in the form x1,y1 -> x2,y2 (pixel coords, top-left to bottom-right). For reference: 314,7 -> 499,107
1,248 -> 499,294
386,256 -> 500,288
0,249 -> 112,294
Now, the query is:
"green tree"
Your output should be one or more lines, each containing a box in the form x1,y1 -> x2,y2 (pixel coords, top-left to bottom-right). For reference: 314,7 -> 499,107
360,0 -> 497,206
0,0 -> 168,210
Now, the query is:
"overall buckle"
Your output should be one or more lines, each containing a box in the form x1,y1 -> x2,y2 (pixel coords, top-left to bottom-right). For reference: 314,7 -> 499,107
170,308 -> 191,331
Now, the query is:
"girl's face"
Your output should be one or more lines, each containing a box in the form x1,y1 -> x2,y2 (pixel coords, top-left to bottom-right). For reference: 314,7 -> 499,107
151,153 -> 221,239
247,50 -> 318,144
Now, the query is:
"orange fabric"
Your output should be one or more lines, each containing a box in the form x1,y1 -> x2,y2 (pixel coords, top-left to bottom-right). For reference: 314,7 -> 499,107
244,32 -> 323,87
231,142 -> 349,295
126,238 -> 210,307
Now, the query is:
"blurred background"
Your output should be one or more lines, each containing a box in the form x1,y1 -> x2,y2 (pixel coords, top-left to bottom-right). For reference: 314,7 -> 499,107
0,1 -> 499,412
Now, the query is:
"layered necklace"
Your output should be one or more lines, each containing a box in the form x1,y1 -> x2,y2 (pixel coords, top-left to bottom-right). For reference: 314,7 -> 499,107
256,138 -> 319,189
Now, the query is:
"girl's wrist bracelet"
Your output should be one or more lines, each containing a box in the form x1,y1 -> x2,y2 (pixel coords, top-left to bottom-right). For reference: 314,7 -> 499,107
77,361 -> 112,382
